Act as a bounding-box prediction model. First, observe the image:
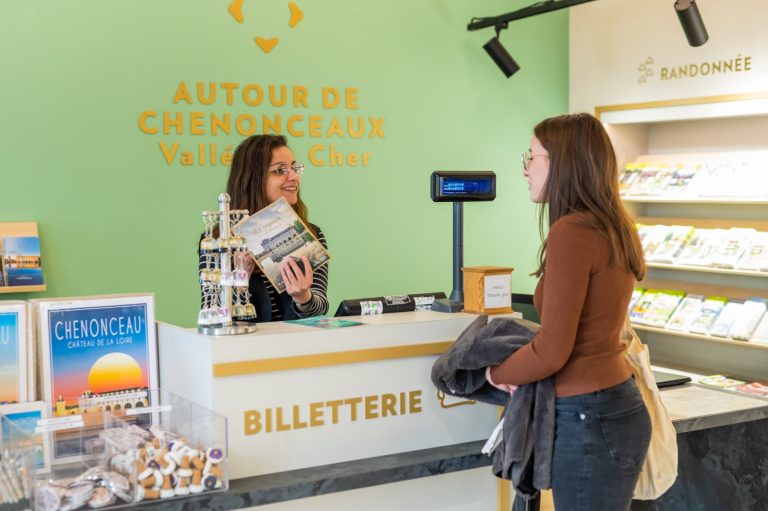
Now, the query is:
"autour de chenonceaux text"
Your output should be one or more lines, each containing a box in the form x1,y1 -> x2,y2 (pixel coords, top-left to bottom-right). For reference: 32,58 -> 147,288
138,82 -> 385,168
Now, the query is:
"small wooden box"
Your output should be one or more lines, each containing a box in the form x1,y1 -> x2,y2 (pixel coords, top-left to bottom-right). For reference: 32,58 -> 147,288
462,266 -> 513,314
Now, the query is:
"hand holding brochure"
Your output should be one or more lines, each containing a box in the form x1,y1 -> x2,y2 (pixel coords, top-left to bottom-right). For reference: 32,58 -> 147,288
233,198 -> 331,294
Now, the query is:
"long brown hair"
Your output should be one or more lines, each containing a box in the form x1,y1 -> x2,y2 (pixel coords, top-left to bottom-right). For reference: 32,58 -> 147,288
225,134 -> 314,233
532,113 -> 645,280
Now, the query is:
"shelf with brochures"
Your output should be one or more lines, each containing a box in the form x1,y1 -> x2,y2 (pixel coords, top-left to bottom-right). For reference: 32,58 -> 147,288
631,324 -> 768,351
622,196 -> 768,205
646,262 -> 768,279
603,94 -> 768,380
0,284 -> 46,293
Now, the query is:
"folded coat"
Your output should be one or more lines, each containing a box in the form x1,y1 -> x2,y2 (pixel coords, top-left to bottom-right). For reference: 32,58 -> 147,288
431,315 -> 555,499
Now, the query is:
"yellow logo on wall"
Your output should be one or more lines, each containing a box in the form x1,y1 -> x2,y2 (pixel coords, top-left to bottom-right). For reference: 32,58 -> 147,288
228,0 -> 304,54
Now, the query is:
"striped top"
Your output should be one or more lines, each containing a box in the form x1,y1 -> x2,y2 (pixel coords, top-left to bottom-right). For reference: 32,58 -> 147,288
199,224 -> 329,322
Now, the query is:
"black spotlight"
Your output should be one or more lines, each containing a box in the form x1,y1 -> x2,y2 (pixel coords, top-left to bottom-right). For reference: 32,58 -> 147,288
675,0 -> 708,47
483,25 -> 520,78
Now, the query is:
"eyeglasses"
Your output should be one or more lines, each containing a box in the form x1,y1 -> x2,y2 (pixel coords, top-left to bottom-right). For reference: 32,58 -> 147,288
521,151 -> 548,170
269,163 -> 305,177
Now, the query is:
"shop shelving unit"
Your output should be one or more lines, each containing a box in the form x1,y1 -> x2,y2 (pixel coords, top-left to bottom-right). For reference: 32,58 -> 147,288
598,92 -> 768,381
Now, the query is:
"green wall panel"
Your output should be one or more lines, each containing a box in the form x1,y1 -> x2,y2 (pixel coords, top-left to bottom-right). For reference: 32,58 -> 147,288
0,1 -> 568,326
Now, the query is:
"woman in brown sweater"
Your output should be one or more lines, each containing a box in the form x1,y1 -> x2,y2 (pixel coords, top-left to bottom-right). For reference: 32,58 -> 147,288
487,113 -> 651,510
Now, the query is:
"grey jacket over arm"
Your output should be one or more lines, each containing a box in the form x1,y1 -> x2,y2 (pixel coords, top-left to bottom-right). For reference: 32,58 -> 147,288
430,315 -> 555,500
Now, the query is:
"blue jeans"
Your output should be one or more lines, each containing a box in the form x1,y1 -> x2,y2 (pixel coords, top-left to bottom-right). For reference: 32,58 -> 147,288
551,377 -> 651,511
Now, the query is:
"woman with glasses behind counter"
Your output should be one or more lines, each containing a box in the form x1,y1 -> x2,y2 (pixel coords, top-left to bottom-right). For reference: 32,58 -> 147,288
199,134 -> 329,322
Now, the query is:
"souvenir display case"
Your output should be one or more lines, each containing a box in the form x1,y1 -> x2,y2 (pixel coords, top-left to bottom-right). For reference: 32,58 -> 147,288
34,390 -> 227,510
0,415 -> 36,509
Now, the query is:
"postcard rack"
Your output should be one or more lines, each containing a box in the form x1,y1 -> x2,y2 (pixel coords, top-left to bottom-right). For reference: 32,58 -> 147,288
197,193 -> 257,335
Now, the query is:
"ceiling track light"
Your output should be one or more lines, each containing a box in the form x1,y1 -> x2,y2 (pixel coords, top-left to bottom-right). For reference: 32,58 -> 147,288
468,0 -> 597,78
483,23 -> 520,78
675,0 -> 709,47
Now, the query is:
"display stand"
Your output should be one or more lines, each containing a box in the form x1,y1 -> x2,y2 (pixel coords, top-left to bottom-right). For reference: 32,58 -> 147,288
0,221 -> 46,293
432,202 -> 465,313
198,193 -> 257,335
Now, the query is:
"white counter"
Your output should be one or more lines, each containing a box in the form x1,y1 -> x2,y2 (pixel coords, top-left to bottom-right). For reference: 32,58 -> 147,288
157,311 -> 516,480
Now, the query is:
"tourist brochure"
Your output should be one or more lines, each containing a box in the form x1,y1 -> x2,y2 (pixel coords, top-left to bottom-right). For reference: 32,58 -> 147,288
286,317 -> 363,329
233,198 -> 331,294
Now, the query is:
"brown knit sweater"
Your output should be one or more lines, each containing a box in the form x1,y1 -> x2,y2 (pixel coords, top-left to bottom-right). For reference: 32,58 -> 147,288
490,213 -> 634,397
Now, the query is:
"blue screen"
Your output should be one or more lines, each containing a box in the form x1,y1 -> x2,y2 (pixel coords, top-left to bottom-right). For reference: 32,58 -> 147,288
441,177 -> 493,195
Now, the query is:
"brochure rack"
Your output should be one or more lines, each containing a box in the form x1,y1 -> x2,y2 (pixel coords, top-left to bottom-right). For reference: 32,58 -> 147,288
599,92 -> 768,381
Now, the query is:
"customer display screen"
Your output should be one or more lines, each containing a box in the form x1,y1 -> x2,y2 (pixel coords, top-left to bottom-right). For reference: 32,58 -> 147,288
441,177 -> 494,196
430,171 -> 496,202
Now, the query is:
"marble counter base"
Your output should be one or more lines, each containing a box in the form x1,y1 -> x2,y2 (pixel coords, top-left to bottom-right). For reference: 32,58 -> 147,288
137,440 -> 490,510
632,417 -> 768,511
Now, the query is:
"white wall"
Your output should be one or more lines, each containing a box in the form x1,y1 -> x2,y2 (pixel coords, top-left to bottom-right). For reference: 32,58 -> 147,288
570,0 -> 768,113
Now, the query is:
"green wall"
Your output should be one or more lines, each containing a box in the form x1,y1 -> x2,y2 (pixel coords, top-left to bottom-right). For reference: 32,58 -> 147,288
0,1 -> 568,326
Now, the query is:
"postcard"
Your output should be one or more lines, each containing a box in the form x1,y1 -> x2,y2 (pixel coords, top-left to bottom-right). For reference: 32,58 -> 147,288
2,236 -> 43,286
233,197 -> 331,293
35,294 -> 158,461
0,401 -> 51,473
0,301 -> 28,404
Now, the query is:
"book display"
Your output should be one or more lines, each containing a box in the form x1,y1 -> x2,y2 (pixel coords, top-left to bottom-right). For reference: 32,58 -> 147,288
637,224 -> 768,272
618,153 -> 768,200
0,222 -> 46,293
629,289 -> 767,343
603,103 -> 768,382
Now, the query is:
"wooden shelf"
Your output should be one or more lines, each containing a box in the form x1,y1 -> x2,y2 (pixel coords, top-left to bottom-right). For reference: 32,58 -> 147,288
635,216 -> 768,231
632,324 -> 768,351
647,262 -> 768,278
0,284 -> 46,293
622,196 -> 768,205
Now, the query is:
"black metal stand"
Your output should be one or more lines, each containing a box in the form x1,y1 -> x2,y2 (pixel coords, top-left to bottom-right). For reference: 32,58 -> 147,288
432,202 -> 465,313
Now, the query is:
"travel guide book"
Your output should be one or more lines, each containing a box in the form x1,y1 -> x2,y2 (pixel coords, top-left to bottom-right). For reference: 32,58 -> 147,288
688,296 -> 728,334
233,197 -> 331,294
665,294 -> 704,332
641,290 -> 686,327
737,232 -> 768,272
2,236 -> 43,286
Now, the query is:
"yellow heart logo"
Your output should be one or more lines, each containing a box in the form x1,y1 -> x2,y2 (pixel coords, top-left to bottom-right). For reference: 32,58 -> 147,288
255,37 -> 279,54
228,0 -> 304,54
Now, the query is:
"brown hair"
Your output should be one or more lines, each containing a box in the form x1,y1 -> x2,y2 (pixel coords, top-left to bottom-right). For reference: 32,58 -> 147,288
225,134 -> 314,233
532,113 -> 646,280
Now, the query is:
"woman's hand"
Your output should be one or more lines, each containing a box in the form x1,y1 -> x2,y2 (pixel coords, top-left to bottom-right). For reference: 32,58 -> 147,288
486,366 -> 518,395
281,256 -> 313,306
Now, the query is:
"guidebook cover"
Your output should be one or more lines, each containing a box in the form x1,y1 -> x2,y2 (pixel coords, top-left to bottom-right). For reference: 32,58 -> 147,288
0,302 -> 28,404
233,197 -> 331,293
36,295 -> 158,460
2,236 -> 43,286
